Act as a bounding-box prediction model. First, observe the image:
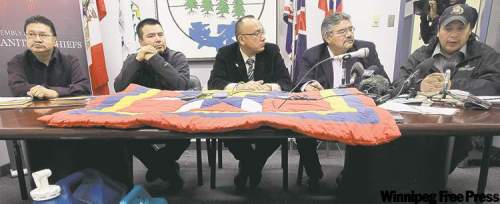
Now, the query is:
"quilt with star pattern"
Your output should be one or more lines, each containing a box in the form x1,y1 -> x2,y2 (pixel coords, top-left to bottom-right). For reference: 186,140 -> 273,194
38,84 -> 401,145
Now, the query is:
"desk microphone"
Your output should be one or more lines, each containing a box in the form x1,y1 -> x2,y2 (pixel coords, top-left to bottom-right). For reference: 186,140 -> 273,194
349,62 -> 365,86
292,47 -> 370,92
282,48 -> 370,108
441,62 -> 454,99
334,47 -> 369,60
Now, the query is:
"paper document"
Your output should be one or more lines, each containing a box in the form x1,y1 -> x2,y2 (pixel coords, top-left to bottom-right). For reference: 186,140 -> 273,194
478,96 -> 500,104
379,101 -> 458,115
0,97 -> 32,105
49,96 -> 93,101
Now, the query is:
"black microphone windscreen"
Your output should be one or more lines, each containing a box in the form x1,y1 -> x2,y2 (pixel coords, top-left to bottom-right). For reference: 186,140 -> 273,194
363,65 -> 380,78
360,75 -> 390,96
350,62 -> 365,76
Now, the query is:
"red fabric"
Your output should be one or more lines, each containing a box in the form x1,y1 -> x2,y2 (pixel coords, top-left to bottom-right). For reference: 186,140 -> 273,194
96,0 -> 106,20
89,43 -> 109,95
318,0 -> 329,16
38,84 -> 401,145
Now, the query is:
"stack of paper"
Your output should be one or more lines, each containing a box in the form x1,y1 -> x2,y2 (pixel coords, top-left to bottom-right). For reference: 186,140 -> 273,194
0,97 -> 32,109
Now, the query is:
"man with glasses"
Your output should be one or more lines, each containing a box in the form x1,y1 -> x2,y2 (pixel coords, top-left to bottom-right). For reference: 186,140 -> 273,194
6,16 -> 129,184
208,15 -> 292,191
8,15 -> 89,99
114,18 -> 190,194
293,13 -> 389,193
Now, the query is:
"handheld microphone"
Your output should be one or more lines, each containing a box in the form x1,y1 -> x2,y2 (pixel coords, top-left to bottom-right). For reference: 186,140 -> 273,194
283,47 -> 371,108
349,62 -> 365,85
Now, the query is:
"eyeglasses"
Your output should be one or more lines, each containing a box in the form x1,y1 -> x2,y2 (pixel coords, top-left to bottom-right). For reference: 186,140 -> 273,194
26,32 -> 53,40
331,27 -> 355,36
240,30 -> 265,38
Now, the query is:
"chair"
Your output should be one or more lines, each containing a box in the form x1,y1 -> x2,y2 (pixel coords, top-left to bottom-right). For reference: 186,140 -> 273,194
208,137 -> 290,191
187,75 -> 205,186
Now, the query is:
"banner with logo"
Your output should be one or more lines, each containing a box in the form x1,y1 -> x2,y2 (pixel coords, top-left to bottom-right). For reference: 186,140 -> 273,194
0,0 -> 87,96
157,0 -> 277,59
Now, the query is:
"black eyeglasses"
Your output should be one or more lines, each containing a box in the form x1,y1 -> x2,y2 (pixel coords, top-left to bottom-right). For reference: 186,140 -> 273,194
240,30 -> 265,38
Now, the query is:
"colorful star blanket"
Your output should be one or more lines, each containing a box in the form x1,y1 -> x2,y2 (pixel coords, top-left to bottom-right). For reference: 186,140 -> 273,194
39,84 -> 401,145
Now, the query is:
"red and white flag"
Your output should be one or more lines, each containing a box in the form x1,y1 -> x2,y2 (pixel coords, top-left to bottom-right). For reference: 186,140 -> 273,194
82,0 -> 109,95
318,0 -> 343,16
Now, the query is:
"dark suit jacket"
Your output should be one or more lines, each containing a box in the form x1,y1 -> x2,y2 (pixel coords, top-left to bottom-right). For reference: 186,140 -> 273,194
294,40 -> 388,90
208,42 -> 292,91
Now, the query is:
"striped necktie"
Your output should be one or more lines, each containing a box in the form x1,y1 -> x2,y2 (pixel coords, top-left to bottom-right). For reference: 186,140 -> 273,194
246,58 -> 255,80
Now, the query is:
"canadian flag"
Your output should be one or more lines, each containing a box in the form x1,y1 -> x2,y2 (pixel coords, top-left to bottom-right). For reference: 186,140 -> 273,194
83,0 -> 109,95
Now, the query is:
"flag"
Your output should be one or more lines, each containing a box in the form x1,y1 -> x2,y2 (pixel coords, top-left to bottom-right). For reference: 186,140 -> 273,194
283,0 -> 307,81
82,0 -> 110,95
119,0 -> 140,60
39,84 -> 401,145
96,0 -> 107,20
318,0 -> 343,16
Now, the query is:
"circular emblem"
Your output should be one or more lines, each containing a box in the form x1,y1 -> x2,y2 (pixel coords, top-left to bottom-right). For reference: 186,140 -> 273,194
450,5 -> 464,15
166,0 -> 266,50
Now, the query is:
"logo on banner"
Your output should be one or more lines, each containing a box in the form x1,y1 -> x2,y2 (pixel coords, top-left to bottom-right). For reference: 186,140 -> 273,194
166,0 -> 265,50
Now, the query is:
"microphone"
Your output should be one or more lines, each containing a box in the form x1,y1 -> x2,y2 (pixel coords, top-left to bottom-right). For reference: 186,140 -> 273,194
283,48 -> 371,108
376,58 -> 436,104
349,62 -> 365,85
291,47 -> 371,92
441,62 -> 455,99
338,47 -> 369,60
333,47 -> 369,60
359,75 -> 391,96
442,69 -> 451,99
358,65 -> 390,96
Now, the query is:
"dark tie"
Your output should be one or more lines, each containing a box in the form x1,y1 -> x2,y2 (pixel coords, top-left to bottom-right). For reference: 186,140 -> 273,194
246,58 -> 255,80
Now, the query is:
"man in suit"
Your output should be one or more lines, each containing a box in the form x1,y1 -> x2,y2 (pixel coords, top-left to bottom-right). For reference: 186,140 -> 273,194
208,15 -> 292,191
114,18 -> 190,194
294,13 -> 389,193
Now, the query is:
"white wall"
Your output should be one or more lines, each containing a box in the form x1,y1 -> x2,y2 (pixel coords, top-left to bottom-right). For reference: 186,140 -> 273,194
100,0 -> 402,90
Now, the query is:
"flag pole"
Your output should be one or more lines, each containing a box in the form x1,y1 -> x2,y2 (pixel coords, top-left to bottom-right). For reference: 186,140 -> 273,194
290,0 -> 298,80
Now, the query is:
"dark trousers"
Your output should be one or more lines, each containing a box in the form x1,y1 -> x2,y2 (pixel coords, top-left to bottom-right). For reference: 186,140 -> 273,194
296,138 -> 323,180
224,138 -> 283,173
27,140 -> 132,187
338,136 -> 472,203
129,139 -> 191,174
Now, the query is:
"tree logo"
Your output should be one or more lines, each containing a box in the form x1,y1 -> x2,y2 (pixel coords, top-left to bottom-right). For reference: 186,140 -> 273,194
166,0 -> 266,50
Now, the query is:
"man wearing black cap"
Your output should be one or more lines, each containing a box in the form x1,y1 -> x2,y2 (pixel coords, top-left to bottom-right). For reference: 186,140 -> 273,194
419,0 -> 466,44
398,2 -> 500,191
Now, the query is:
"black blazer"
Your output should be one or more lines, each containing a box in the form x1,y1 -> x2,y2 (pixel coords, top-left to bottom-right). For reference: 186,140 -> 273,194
294,40 -> 388,89
208,42 -> 292,91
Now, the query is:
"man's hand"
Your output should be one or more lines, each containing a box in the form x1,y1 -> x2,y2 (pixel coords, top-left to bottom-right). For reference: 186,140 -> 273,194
27,85 -> 59,99
236,80 -> 268,91
429,0 -> 438,20
135,45 -> 158,62
304,81 -> 324,92
420,72 -> 451,93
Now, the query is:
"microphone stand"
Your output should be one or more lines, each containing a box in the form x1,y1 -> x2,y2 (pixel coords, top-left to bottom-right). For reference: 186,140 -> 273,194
278,55 -> 353,109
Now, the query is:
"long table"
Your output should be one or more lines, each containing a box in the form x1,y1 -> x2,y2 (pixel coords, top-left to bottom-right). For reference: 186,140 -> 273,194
0,100 -> 497,202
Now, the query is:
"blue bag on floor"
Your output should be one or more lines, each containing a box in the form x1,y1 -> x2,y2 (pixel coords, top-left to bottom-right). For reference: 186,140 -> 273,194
33,169 -> 127,204
120,185 -> 167,204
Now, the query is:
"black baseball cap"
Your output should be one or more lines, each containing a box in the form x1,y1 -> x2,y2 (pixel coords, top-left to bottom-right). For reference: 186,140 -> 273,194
439,4 -> 478,28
